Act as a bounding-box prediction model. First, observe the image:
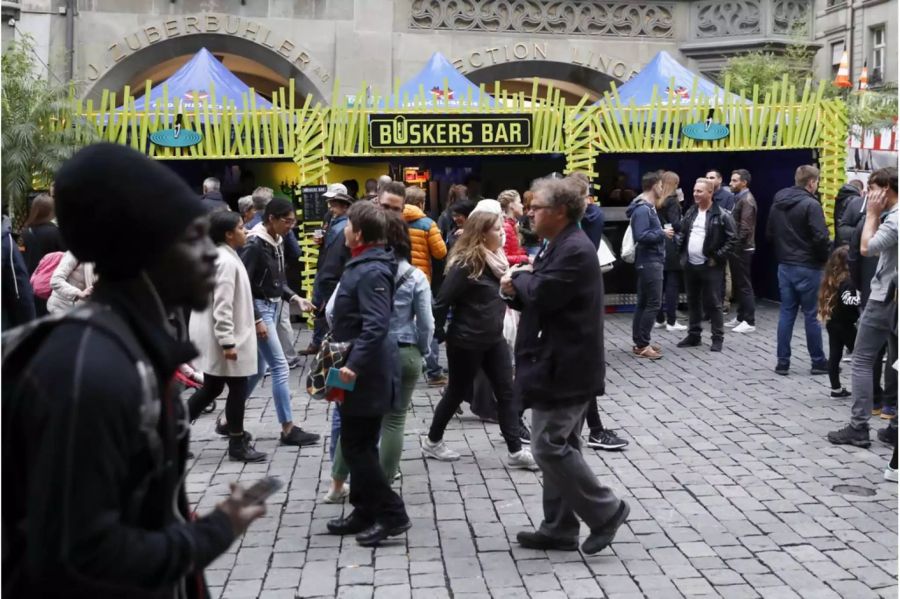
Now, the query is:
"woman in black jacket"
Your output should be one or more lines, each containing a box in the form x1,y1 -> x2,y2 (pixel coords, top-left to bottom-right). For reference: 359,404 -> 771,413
421,211 -> 537,470
654,172 -> 686,330
324,201 -> 410,547
21,193 -> 66,315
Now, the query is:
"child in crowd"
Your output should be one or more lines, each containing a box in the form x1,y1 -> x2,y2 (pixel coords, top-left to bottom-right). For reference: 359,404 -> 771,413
818,245 -> 861,398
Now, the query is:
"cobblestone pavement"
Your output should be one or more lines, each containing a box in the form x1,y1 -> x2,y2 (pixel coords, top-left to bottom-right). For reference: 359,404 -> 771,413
186,303 -> 898,599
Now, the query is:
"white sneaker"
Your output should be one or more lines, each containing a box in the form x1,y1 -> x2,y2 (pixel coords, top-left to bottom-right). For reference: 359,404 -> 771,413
732,321 -> 756,333
724,318 -> 740,328
885,466 -> 898,482
508,449 -> 539,471
653,321 -> 666,329
420,435 -> 460,461
666,322 -> 687,332
322,485 -> 349,503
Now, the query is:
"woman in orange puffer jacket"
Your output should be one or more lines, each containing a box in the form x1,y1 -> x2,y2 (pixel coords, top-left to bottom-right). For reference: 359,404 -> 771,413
498,189 -> 530,266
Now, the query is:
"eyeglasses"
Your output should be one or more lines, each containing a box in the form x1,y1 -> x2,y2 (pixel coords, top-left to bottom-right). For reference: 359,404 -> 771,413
279,216 -> 297,225
529,204 -> 554,212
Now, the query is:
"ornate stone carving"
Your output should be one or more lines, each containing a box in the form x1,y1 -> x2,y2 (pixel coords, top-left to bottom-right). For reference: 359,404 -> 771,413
694,0 -> 761,38
772,0 -> 810,35
409,1 -> 674,38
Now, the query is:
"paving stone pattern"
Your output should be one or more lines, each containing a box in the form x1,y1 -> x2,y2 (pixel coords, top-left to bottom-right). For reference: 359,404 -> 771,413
187,304 -> 898,599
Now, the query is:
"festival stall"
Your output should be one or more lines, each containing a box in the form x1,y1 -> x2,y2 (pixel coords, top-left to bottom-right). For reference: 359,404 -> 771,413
69,50 -> 848,304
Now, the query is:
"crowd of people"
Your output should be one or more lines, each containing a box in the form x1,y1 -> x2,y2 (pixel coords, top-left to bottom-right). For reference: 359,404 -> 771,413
1,140 -> 896,596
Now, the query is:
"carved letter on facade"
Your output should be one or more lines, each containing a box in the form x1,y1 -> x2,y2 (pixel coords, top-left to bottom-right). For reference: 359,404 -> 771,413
124,33 -> 142,51
452,58 -> 466,72
225,16 -> 241,35
513,43 -> 529,59
534,42 -> 547,59
184,15 -> 201,34
206,15 -> 221,32
164,19 -> 180,38
242,21 -> 260,41
469,51 -> 483,68
260,28 -> 276,48
108,42 -> 125,62
278,40 -> 296,58
144,26 -> 162,44
295,51 -> 311,68
410,0 -> 673,38
87,63 -> 101,80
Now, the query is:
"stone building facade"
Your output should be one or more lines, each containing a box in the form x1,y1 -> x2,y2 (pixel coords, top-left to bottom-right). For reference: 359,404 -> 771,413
2,0 -> 895,102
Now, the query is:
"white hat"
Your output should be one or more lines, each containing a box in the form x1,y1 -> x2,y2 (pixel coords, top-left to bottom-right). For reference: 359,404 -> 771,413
471,199 -> 502,216
323,183 -> 348,198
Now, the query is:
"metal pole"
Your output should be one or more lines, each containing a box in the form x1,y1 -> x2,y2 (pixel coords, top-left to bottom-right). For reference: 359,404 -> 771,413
65,0 -> 74,80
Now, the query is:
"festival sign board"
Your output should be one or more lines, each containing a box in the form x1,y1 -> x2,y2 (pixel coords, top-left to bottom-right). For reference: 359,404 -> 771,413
369,114 -> 531,150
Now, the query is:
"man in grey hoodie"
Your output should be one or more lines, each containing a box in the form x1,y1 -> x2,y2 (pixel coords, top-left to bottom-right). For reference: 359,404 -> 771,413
828,167 -> 898,448
626,172 -> 674,360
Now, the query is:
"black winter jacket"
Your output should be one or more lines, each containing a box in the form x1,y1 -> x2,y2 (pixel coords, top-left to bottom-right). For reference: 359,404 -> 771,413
507,224 -> 605,408
837,195 -> 865,248
657,193 -> 683,271
833,184 -> 861,244
2,278 -> 234,599
2,217 -> 35,330
848,215 -> 879,305
240,227 -> 296,319
199,191 -> 229,213
433,261 -> 506,349
765,185 -> 831,268
313,214 -> 350,305
330,246 -> 400,417
678,203 -> 737,267
21,222 -> 66,274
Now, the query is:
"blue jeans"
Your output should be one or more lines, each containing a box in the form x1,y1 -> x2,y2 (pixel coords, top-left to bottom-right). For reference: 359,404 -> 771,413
424,337 -> 443,378
776,264 -> 826,368
247,299 -> 293,424
330,404 -> 342,460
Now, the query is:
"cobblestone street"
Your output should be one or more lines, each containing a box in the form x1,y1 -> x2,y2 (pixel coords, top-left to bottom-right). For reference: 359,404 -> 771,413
186,303 -> 898,599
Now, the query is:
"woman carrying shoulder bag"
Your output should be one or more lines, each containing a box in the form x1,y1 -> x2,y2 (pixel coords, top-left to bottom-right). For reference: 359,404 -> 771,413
47,251 -> 96,314
188,211 -> 266,463
323,212 -> 434,503
324,201 -> 410,547
421,211 -> 538,471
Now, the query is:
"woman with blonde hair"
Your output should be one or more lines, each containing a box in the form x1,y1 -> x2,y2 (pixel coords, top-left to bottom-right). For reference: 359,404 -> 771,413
421,211 -> 537,470
497,189 -> 530,265
654,171 -> 687,331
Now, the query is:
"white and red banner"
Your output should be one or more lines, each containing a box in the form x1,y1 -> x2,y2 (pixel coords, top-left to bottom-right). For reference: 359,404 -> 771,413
849,123 -> 898,151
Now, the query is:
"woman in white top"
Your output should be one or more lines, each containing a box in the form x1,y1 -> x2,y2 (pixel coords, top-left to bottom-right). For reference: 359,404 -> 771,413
188,211 -> 265,463
46,251 -> 96,314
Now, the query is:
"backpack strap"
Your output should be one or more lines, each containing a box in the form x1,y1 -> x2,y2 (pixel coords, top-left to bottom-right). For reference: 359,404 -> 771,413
3,305 -> 163,475
394,263 -> 416,292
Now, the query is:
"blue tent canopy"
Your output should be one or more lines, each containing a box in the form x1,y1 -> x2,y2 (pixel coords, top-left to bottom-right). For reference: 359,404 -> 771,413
595,50 -> 745,107
380,52 -> 493,108
123,48 -> 272,112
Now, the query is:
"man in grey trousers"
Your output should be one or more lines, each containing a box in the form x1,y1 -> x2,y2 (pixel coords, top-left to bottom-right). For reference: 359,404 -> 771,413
828,166 -> 898,448
501,174 -> 629,555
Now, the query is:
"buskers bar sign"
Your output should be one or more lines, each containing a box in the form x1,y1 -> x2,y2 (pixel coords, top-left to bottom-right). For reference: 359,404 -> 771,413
369,114 -> 532,150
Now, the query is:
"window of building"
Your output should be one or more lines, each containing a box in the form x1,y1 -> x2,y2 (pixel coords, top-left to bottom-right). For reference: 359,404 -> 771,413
831,42 -> 844,79
871,25 -> 885,83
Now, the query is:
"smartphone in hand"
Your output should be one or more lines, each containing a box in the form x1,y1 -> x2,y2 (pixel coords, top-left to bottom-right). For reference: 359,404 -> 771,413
241,476 -> 284,506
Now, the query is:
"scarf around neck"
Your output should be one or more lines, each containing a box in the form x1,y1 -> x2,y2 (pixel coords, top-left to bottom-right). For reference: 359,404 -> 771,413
483,247 -> 509,280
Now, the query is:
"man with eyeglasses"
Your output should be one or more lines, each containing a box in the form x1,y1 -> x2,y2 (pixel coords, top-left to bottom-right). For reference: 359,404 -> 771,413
240,198 -> 321,447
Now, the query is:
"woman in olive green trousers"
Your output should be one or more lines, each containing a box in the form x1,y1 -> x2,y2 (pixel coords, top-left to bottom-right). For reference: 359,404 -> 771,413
323,213 -> 435,502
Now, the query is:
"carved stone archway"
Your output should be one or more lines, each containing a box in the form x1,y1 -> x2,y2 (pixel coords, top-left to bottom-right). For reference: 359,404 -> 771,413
84,33 -> 327,104
464,60 -> 624,101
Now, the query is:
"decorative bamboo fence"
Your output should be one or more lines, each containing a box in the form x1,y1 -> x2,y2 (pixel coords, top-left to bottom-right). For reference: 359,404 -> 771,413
67,74 -> 848,300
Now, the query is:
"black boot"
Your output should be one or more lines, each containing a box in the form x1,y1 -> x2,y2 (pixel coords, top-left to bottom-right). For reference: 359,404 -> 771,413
229,433 -> 267,462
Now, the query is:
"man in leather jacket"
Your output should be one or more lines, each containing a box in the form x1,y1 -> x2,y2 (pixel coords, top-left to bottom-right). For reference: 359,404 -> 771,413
676,178 -> 736,352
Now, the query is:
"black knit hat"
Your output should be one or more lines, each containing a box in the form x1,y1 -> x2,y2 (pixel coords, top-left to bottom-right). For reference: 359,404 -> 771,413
54,143 -> 205,280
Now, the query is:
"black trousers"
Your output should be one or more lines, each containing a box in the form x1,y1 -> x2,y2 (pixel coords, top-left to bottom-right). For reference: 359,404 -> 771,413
826,320 -> 857,390
656,270 -> 681,325
585,398 -> 604,436
685,263 -> 725,341
339,410 -> 408,526
430,340 -> 522,453
188,375 -> 249,434
729,250 -> 756,325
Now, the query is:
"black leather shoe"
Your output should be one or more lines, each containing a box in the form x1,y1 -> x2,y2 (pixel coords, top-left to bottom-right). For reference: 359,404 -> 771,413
355,519 -> 412,547
676,336 -> 701,348
326,512 -> 373,536
516,530 -> 578,551
710,339 -> 723,352
582,500 -> 630,555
